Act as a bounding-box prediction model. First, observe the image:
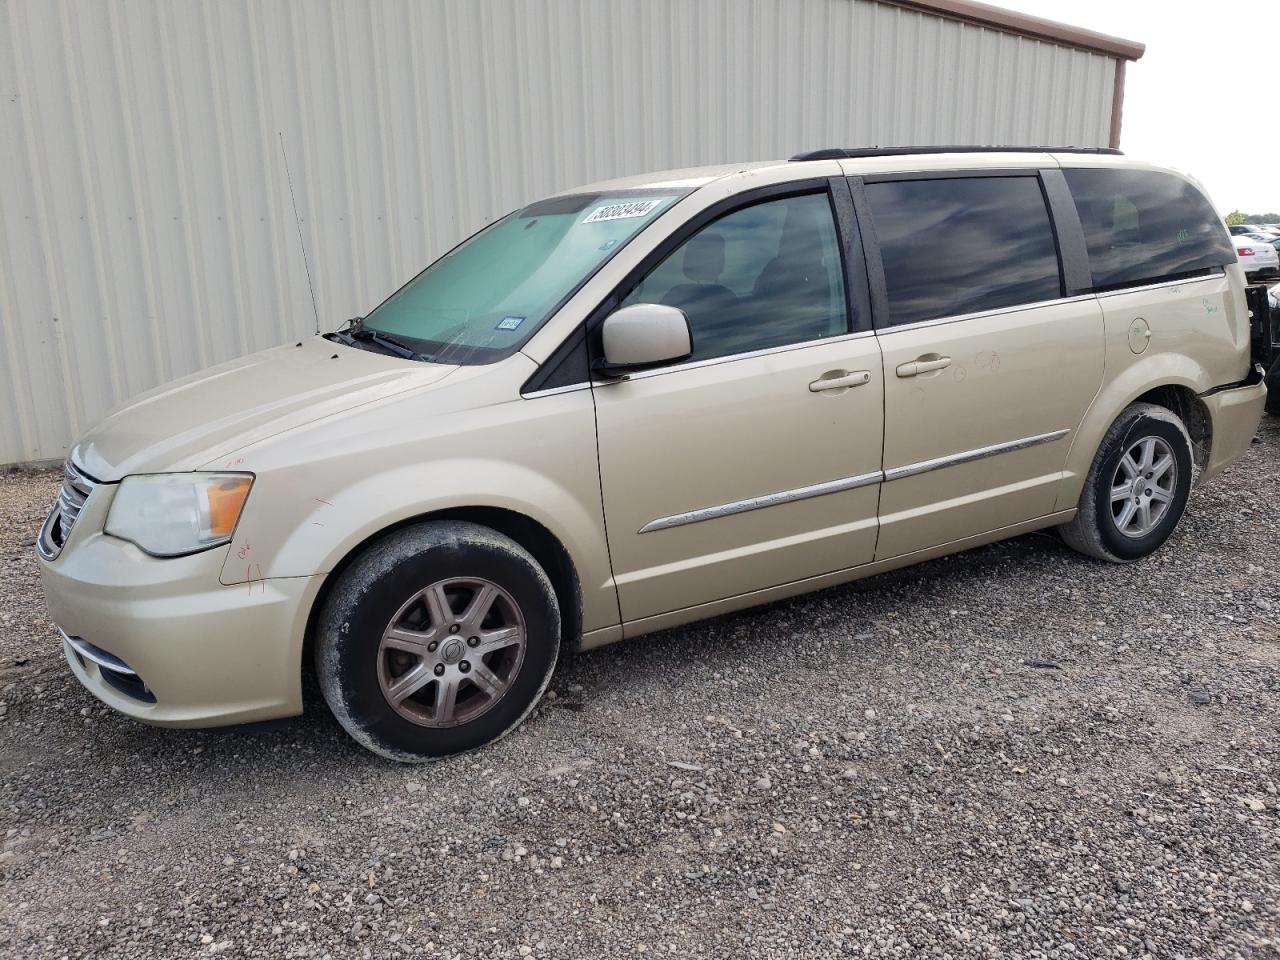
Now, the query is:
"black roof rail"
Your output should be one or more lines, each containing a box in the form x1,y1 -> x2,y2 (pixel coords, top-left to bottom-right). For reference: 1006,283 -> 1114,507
790,145 -> 1123,161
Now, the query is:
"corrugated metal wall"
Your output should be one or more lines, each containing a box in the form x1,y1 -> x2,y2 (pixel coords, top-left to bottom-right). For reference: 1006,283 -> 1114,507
0,0 -> 1118,466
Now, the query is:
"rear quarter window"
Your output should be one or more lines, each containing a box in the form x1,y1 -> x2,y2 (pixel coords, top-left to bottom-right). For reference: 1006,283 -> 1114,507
1063,168 -> 1236,291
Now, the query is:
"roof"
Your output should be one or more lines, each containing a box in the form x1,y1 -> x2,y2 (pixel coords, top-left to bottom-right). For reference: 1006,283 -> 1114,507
790,146 -> 1124,161
880,0 -> 1145,61
553,162 -> 776,197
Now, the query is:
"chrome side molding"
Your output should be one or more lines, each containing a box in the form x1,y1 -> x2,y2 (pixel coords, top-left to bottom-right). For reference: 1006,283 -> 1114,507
638,470 -> 883,533
639,429 -> 1071,533
882,429 -> 1070,482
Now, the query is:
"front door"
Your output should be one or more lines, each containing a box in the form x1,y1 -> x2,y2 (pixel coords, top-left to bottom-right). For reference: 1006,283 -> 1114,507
858,173 -> 1105,559
591,185 -> 885,624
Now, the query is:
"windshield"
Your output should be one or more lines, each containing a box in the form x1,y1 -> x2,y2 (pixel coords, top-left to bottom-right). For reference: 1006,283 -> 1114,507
360,190 -> 681,364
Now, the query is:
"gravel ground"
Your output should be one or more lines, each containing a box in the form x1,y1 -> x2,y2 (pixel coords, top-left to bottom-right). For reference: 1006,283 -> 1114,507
1,420 -> 1277,960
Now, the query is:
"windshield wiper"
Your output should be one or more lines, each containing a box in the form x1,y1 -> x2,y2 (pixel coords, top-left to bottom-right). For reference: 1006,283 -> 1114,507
327,317 -> 434,362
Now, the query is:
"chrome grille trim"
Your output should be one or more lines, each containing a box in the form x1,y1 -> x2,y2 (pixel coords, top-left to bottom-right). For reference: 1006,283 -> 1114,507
35,459 -> 100,561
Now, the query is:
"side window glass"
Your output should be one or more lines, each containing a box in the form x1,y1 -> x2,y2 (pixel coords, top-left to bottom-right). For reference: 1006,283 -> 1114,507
623,192 -> 848,362
866,176 -> 1062,327
1063,168 -> 1236,291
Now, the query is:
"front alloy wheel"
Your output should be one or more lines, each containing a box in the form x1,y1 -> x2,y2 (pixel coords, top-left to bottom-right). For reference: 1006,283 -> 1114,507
378,577 -> 527,728
317,521 -> 561,761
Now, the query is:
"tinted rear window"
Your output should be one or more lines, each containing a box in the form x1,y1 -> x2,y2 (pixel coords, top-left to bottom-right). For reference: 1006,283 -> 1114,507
1063,168 -> 1235,291
866,176 -> 1063,327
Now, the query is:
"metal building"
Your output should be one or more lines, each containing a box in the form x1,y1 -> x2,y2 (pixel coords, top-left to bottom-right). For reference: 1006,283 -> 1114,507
0,0 -> 1143,467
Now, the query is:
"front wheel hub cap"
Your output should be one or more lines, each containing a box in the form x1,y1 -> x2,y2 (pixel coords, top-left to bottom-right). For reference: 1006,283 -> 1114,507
376,577 -> 528,728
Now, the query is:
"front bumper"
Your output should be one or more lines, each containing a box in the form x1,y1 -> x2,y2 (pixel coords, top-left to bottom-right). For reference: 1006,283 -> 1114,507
1199,365 -> 1268,483
38,486 -> 319,727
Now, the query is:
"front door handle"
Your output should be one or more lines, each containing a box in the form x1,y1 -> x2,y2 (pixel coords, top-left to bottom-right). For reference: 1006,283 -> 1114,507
896,355 -> 952,378
809,369 -> 872,392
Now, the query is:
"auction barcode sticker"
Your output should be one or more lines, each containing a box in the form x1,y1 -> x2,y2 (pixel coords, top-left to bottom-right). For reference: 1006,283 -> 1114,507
582,198 -> 670,224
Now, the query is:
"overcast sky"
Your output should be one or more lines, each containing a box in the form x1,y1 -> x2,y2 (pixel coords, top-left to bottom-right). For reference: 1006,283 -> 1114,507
996,1 -> 1280,215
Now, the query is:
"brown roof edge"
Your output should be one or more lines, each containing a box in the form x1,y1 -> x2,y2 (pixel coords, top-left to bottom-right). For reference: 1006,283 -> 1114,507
879,0 -> 1145,61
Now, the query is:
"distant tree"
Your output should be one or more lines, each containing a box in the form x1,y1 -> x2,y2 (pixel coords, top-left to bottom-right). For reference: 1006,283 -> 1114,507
1227,211 -> 1280,225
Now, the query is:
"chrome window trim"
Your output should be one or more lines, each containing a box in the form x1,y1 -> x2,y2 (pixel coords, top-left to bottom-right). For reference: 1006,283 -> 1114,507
882,429 -> 1070,482
612,328 -> 878,384
1093,268 -> 1226,299
59,628 -> 138,677
875,293 -> 1096,336
638,428 -> 1072,533
520,382 -> 593,400
523,328 -> 879,397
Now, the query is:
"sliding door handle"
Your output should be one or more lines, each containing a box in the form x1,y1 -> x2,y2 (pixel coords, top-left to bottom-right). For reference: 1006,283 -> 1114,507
809,369 -> 872,392
896,355 -> 952,378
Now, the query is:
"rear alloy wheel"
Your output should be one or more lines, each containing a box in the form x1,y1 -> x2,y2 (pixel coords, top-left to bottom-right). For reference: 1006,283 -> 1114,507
1059,402 -> 1194,563
1108,435 -> 1178,539
316,521 -> 560,761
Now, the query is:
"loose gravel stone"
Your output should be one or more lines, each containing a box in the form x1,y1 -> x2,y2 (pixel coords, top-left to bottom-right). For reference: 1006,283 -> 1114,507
1,421 -> 1278,958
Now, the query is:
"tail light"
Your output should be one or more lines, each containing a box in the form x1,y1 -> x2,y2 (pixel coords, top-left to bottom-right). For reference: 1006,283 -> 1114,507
1238,247 -> 1255,256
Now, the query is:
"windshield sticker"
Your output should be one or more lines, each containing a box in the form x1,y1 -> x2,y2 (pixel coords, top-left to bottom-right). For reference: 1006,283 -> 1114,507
496,315 -> 526,331
582,198 -> 669,224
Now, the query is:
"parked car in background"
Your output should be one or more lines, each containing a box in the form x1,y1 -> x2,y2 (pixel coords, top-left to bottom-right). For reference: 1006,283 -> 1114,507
1230,223 -> 1280,236
35,149 -> 1269,760
1236,237 -> 1280,279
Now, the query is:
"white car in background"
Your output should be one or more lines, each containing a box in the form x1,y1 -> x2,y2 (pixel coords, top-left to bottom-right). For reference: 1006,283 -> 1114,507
1235,236 -> 1279,279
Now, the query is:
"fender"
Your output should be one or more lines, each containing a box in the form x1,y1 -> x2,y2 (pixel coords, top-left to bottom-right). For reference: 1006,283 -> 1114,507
1054,353 -> 1212,512
209,365 -> 619,635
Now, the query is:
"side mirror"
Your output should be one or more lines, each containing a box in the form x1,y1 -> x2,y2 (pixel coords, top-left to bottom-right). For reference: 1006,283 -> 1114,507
596,303 -> 692,377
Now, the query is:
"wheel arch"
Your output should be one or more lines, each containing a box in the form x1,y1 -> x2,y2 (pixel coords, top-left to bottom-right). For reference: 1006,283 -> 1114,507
1130,383 -> 1212,474
1057,365 -> 1214,512
302,506 -> 585,670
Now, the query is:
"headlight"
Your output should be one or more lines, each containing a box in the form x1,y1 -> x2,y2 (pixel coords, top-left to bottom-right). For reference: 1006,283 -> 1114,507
105,473 -> 253,557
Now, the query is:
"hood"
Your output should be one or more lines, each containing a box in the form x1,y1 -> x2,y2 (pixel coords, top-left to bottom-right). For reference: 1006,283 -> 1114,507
74,337 -> 458,481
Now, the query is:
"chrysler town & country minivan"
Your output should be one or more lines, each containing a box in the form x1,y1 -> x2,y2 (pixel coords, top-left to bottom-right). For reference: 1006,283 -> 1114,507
37,148 -> 1268,760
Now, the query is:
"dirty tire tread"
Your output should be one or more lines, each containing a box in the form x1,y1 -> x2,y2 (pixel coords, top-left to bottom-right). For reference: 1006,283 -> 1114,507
315,521 -> 560,763
1059,403 -> 1194,564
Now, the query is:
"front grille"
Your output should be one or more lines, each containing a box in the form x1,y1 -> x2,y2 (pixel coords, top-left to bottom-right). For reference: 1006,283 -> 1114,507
37,460 -> 99,560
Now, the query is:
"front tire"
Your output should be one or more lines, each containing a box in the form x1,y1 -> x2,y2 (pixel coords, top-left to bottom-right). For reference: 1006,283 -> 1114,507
1059,403 -> 1194,563
316,521 -> 560,761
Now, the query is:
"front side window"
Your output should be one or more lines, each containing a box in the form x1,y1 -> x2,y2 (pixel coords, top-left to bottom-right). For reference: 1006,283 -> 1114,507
622,192 -> 849,362
1063,168 -> 1236,291
866,176 -> 1063,327
363,192 -> 680,363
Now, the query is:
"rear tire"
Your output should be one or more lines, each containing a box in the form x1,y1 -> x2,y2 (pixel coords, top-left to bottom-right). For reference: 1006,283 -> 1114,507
316,521 -> 560,762
1265,359 -> 1280,416
1059,403 -> 1194,563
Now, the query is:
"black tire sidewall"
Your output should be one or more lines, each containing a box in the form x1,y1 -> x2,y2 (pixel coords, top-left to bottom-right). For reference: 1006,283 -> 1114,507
1092,413 -> 1193,562
321,528 -> 559,760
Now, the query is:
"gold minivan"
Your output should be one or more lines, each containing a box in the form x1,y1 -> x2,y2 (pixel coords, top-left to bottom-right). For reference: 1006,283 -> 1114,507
37,148 -> 1268,760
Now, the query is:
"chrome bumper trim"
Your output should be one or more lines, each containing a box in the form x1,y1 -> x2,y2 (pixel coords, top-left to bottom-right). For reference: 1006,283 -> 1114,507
60,628 -> 138,677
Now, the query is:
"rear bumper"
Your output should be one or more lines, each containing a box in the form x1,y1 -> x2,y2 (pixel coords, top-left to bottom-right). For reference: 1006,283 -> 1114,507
1199,366 -> 1267,483
38,494 -> 319,727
